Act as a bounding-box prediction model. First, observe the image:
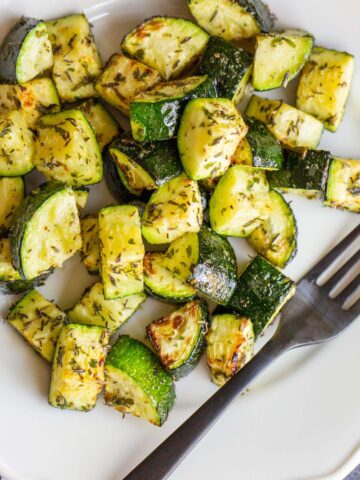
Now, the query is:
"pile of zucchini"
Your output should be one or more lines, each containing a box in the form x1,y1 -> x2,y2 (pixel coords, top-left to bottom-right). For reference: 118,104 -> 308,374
1,0 -> 358,426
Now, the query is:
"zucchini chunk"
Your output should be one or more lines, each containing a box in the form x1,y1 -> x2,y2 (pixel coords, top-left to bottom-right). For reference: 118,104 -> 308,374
0,17 -> 53,84
188,0 -> 274,41
144,252 -> 197,304
99,205 -> 144,299
0,177 -> 24,235
147,299 -> 208,379
162,232 -> 199,282
227,255 -> 296,336
95,54 -> 161,116
105,335 -> 175,425
130,75 -> 216,142
67,282 -> 146,331
188,226 -> 237,304
248,190 -> 297,268
34,109 -> 103,186
80,215 -> 100,274
0,78 -> 60,129
10,181 -> 82,280
122,17 -> 209,80
7,289 -> 68,362
206,313 -> 254,386
253,31 -> 314,91
209,165 -> 269,237
49,324 -> 110,411
297,47 -> 355,132
197,36 -> 253,103
268,149 -> 331,197
73,187 -> 89,211
142,173 -> 203,244
325,157 -> 360,213
46,14 -> 102,102
178,98 -> 247,180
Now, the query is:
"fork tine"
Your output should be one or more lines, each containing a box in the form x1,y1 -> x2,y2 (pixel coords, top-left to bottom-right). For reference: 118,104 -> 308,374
334,274 -> 360,306
321,249 -> 360,293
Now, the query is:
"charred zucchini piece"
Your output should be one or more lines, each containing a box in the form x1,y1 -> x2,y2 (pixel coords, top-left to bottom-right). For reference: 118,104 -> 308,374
34,109 -> 102,186
197,36 -> 253,103
49,324 -> 110,411
227,255 -> 296,336
142,173 -> 203,244
0,177 -> 24,235
10,181 -> 82,280
0,17 -> 53,84
253,31 -> 314,91
46,14 -> 102,102
73,187 -> 89,211
80,215 -> 100,274
297,47 -> 355,132
325,158 -> 360,213
147,299 -> 208,379
188,0 -> 274,41
95,54 -> 161,116
7,289 -> 68,362
103,149 -> 137,204
130,75 -> 216,142
162,232 -> 199,282
105,335 -> 175,425
99,205 -> 144,299
67,282 -> 146,331
122,17 -> 209,80
206,313 -> 254,386
178,98 -> 247,180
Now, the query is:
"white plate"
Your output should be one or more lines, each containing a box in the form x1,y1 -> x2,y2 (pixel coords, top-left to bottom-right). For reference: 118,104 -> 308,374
0,1 -> 359,479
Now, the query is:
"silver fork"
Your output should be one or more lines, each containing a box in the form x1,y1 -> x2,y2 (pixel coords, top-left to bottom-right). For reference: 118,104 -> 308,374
124,223 -> 360,480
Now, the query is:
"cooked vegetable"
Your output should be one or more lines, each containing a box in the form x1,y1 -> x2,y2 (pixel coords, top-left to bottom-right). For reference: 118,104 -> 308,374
227,255 -> 296,336
130,75 -> 216,142
197,36 -> 253,103
0,177 -> 24,235
296,47 -> 355,132
67,282 -> 146,331
122,17 -> 209,80
7,289 -> 68,362
95,54 -> 161,116
105,335 -> 175,425
99,205 -> 144,299
178,98 -> 247,180
206,313 -> 254,386
147,299 -> 208,379
49,324 -> 110,411
80,215 -> 100,274
162,232 -> 199,282
34,109 -> 103,186
0,16 -> 53,84
253,31 -> 314,91
142,173 -> 203,244
325,157 -> 360,213
188,0 -> 274,41
10,181 -> 82,280
73,187 -> 89,211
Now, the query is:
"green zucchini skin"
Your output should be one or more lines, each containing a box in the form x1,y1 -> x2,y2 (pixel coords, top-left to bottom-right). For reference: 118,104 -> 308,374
0,276 -> 45,295
245,115 -> 283,170
236,0 -> 274,32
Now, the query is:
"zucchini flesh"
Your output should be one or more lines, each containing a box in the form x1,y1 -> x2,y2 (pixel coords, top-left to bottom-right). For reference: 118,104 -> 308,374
99,205 -> 144,299
46,14 -> 102,102
147,299 -> 208,379
95,54 -> 161,116
178,98 -> 248,180
227,255 -> 296,336
72,187 -> 89,211
122,17 -> 209,80
0,17 -> 53,84
297,47 -> 355,132
162,232 -> 199,282
104,335 -> 175,426
49,324 -> 110,411
206,313 -> 254,386
67,282 -> 146,331
34,109 -> 103,186
0,177 -> 24,235
7,289 -> 68,362
253,31 -> 314,91
142,173 -> 203,244
325,158 -> 360,213
80,215 -> 100,274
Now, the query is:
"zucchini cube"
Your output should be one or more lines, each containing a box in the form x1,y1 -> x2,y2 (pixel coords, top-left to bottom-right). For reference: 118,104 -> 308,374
325,157 -> 360,213
80,215 -> 100,274
0,176 -> 24,235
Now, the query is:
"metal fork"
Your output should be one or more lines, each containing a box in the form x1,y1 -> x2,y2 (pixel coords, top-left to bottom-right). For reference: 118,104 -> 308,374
124,223 -> 360,480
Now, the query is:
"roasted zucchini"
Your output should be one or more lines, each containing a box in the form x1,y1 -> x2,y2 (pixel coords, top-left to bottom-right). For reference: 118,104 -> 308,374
162,232 -> 199,282
105,335 -> 175,425
49,324 -> 110,411
147,299 -> 208,379
80,215 -> 100,274
325,157 -> 360,213
122,16 -> 209,80
0,177 -> 24,235
73,187 -> 89,211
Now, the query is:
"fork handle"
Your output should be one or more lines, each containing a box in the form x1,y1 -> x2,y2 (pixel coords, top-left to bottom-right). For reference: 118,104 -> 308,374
123,337 -> 289,480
